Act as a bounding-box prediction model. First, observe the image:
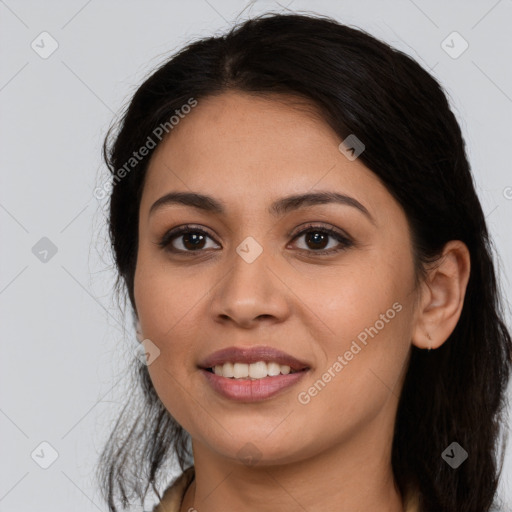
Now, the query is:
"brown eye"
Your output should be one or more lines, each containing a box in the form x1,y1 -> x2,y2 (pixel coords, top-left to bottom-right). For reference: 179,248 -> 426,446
158,225 -> 220,253
290,225 -> 353,255
179,232 -> 207,251
304,231 -> 330,250
157,223 -> 353,256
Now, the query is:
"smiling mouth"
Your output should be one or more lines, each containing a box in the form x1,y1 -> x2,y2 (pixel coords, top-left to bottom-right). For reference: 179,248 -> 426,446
203,361 -> 309,380
200,363 -> 310,402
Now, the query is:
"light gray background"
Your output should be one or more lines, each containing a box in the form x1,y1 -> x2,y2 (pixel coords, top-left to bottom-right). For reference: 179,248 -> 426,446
1,0 -> 512,510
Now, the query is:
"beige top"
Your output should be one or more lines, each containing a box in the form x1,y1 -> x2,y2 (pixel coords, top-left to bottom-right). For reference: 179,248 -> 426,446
152,466 -> 420,512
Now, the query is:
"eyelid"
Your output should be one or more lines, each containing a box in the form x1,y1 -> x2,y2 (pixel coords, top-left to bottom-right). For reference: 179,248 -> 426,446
157,222 -> 354,255
156,224 -> 219,251
287,223 -> 354,254
288,222 -> 352,241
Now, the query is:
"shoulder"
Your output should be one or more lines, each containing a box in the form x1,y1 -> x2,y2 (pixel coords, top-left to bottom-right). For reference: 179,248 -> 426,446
151,466 -> 195,512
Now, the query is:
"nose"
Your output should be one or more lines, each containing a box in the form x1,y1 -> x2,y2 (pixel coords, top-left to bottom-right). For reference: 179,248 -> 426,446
210,244 -> 291,329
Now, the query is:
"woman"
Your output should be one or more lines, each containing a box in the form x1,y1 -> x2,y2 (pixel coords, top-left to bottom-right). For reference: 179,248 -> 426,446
96,12 -> 512,512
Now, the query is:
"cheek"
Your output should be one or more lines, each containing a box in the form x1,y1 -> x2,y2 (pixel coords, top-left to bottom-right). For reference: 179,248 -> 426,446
296,303 -> 412,442
133,252 -> 206,365
134,248 -> 202,341
134,259 -> 199,430
303,257 -> 409,344
304,245 -> 414,399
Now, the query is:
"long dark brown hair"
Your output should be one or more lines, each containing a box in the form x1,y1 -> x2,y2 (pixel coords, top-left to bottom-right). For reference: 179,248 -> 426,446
96,12 -> 512,512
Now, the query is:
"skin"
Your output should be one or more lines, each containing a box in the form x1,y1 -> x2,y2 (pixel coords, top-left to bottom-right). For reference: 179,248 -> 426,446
133,90 -> 470,512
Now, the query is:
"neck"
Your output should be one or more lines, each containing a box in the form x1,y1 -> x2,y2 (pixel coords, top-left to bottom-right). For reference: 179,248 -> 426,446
180,419 -> 405,512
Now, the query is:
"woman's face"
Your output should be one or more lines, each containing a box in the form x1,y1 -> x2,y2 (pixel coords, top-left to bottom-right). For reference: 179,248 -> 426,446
134,91 -> 420,466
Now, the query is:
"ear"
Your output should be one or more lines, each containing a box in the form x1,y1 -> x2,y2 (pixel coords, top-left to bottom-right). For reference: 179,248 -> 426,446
412,240 -> 471,350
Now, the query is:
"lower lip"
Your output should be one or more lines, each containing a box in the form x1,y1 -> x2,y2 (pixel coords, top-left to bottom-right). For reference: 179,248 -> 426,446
200,369 -> 309,402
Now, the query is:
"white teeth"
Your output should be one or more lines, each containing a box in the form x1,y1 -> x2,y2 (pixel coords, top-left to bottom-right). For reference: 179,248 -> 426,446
267,362 -> 281,376
248,361 -> 267,379
212,361 -> 295,379
233,362 -> 249,378
221,362 -> 234,378
280,365 -> 291,375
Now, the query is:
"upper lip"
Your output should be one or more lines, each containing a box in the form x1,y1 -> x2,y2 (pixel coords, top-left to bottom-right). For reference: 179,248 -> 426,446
198,346 -> 310,372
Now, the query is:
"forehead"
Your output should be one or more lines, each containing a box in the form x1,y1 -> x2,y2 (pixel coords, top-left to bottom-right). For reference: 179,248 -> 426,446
140,91 -> 393,220
149,91 -> 339,174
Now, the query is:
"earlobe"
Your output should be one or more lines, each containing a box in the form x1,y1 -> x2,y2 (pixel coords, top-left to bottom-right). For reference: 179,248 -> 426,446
135,319 -> 144,342
412,240 -> 471,351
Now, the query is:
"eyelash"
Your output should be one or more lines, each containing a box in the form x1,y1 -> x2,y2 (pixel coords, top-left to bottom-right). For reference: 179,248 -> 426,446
157,223 -> 354,256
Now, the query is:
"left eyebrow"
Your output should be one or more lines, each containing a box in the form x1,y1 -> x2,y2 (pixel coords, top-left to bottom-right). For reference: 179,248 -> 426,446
149,190 -> 376,225
269,191 -> 375,225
